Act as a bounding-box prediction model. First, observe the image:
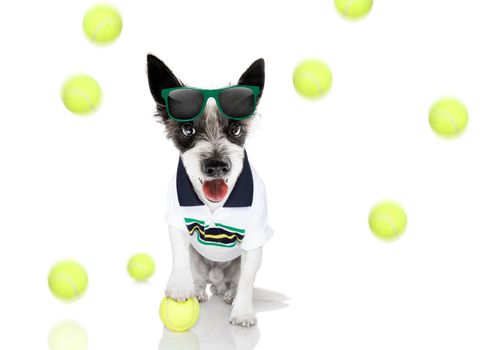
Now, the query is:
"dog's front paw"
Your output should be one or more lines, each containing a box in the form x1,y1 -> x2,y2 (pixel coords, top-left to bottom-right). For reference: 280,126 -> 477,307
195,286 -> 208,302
229,307 -> 257,327
224,288 -> 236,304
165,273 -> 195,301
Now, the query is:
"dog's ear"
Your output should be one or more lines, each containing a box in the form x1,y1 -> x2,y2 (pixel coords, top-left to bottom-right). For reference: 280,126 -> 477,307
147,54 -> 183,105
238,58 -> 265,100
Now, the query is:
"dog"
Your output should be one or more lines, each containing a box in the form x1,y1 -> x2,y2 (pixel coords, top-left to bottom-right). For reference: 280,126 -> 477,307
147,54 -> 273,327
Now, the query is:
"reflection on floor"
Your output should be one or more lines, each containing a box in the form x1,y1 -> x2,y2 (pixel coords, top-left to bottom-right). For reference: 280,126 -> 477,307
159,289 -> 288,350
48,320 -> 88,350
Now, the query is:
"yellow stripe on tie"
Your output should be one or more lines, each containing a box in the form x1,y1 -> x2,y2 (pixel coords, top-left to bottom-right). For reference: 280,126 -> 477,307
188,226 -> 204,236
203,233 -> 242,241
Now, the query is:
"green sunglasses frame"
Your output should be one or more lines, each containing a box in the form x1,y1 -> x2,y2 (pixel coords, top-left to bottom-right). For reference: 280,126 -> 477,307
161,85 -> 260,122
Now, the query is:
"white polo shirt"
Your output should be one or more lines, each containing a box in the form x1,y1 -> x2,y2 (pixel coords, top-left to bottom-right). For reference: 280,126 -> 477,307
166,152 -> 273,262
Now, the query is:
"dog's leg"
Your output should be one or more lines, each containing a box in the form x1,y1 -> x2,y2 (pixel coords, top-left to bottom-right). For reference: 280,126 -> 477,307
165,225 -> 195,301
229,247 -> 262,327
189,245 -> 209,302
209,265 -> 227,295
224,258 -> 241,304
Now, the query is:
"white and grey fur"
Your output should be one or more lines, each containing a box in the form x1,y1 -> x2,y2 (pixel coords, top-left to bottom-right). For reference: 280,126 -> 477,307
147,55 -> 266,327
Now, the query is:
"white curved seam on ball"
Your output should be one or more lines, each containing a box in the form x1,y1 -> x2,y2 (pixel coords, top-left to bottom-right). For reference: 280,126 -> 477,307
164,300 -> 196,329
71,88 -> 96,112
344,0 -> 357,16
444,110 -> 461,134
57,272 -> 80,296
92,17 -> 113,41
298,71 -> 324,95
379,213 -> 400,238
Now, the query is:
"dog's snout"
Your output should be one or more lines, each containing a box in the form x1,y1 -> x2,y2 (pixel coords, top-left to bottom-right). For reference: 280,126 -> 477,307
202,158 -> 231,178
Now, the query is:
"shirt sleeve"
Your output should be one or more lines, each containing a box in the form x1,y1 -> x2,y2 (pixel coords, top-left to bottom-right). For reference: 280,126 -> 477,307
240,184 -> 274,251
165,176 -> 187,232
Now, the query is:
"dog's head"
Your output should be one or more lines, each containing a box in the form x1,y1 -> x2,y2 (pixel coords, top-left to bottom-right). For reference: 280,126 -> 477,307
147,54 -> 265,206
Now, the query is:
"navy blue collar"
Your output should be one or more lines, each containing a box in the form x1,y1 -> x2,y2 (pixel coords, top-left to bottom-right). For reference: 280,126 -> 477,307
176,152 -> 254,208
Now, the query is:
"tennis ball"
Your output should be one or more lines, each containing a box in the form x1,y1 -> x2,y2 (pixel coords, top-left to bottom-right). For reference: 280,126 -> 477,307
160,297 -> 200,332
429,97 -> 469,138
48,320 -> 88,350
83,4 -> 123,45
368,201 -> 407,241
127,253 -> 155,281
61,75 -> 102,115
335,0 -> 373,20
293,59 -> 333,99
48,260 -> 88,301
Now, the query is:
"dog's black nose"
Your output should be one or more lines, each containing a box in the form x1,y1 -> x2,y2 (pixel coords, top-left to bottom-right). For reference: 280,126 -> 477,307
202,159 -> 231,177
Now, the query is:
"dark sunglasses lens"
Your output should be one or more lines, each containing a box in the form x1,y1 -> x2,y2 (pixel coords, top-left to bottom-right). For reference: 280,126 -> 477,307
218,87 -> 255,119
167,89 -> 204,120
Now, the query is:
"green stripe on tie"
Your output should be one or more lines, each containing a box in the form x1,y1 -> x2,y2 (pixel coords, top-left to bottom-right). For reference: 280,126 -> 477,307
215,222 -> 245,234
184,217 -> 205,225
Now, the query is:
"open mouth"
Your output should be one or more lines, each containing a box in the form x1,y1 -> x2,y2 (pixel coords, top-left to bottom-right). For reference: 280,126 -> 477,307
200,178 -> 229,203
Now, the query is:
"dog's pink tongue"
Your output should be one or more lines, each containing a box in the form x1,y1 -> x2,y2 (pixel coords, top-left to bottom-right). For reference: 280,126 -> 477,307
203,179 -> 228,203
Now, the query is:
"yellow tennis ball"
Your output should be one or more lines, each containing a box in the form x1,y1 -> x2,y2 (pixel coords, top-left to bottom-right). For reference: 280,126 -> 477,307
368,201 -> 407,241
160,297 -> 200,332
48,260 -> 88,301
429,97 -> 469,138
83,4 -> 123,45
127,253 -> 155,281
48,320 -> 88,350
61,75 -> 102,115
293,59 -> 333,99
335,0 -> 373,20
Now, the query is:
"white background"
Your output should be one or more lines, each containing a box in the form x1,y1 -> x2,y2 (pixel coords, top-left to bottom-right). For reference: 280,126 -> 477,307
1,0 -> 488,349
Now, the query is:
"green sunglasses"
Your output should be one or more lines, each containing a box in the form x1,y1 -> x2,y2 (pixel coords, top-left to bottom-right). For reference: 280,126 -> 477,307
161,85 -> 260,122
